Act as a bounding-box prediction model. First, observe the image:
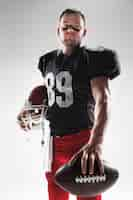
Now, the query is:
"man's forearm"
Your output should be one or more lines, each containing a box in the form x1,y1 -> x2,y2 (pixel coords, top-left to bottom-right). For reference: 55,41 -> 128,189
90,99 -> 110,146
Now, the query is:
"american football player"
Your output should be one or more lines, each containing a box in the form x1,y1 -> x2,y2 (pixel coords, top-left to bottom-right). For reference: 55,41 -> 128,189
18,8 -> 120,200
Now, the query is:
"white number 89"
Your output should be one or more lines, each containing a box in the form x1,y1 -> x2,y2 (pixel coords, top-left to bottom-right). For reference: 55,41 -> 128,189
44,71 -> 73,108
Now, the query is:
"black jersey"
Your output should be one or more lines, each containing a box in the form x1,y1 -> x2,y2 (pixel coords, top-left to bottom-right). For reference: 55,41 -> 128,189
38,46 -> 120,136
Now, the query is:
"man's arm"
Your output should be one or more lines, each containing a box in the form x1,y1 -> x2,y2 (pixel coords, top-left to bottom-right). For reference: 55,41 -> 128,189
81,76 -> 111,175
90,76 -> 110,146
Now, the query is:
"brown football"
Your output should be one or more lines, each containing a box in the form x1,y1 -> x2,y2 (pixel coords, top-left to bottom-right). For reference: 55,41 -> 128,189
55,156 -> 119,197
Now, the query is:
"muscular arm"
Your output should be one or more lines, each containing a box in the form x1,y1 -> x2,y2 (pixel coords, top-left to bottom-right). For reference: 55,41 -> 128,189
90,76 -> 111,146
80,76 -> 111,175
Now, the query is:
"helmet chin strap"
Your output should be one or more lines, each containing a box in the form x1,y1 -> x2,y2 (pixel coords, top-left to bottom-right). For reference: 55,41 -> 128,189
40,99 -> 48,146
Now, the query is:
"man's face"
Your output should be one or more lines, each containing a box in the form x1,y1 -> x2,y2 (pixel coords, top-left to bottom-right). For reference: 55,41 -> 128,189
57,14 -> 86,47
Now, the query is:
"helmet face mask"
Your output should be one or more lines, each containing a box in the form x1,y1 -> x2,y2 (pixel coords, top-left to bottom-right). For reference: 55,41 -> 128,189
20,100 -> 48,130
17,85 -> 48,132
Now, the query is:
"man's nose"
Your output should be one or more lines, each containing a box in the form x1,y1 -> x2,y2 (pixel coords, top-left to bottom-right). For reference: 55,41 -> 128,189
66,27 -> 74,32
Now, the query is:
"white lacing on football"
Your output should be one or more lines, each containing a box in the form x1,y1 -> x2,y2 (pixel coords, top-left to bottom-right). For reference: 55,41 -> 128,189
75,174 -> 106,184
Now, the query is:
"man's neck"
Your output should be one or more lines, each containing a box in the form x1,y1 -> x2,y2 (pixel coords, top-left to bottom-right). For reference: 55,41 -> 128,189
62,44 -> 80,56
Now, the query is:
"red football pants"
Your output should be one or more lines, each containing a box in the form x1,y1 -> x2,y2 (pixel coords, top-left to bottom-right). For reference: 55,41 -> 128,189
45,129 -> 102,200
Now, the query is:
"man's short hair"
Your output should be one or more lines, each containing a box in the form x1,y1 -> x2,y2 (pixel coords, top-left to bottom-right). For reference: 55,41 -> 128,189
59,8 -> 86,25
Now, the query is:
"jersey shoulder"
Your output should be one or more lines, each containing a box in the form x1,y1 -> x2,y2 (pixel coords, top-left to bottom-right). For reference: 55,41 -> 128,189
84,46 -> 116,57
40,49 -> 58,63
83,46 -> 121,80
38,49 -> 58,75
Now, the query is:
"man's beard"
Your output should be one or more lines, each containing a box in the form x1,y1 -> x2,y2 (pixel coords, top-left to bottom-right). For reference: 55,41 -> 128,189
63,39 -> 80,47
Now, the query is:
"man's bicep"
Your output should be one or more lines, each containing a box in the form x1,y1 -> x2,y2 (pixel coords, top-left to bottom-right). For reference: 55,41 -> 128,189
90,76 -> 110,103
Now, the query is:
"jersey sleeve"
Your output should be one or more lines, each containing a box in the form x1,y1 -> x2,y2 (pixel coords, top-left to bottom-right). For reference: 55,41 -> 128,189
38,56 -> 46,77
89,49 -> 121,80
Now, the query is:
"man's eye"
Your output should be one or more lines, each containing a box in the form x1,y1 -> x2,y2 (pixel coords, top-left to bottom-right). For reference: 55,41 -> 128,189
62,27 -> 68,31
72,27 -> 80,32
61,26 -> 81,32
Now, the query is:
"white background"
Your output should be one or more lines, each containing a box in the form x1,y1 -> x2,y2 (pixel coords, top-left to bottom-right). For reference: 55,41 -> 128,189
0,0 -> 132,199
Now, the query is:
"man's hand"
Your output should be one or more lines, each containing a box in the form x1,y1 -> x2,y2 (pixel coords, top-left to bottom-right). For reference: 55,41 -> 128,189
68,137 -> 104,176
81,141 -> 104,175
17,107 -> 42,131
17,109 -> 32,131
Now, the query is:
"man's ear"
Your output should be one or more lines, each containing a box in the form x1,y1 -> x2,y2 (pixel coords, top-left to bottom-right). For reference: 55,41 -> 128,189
83,28 -> 87,37
57,27 -> 60,36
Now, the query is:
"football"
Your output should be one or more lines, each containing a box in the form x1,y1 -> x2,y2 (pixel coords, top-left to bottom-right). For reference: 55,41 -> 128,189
55,155 -> 119,197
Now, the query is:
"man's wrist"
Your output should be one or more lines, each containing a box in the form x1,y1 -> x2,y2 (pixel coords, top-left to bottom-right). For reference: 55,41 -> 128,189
89,129 -> 104,146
